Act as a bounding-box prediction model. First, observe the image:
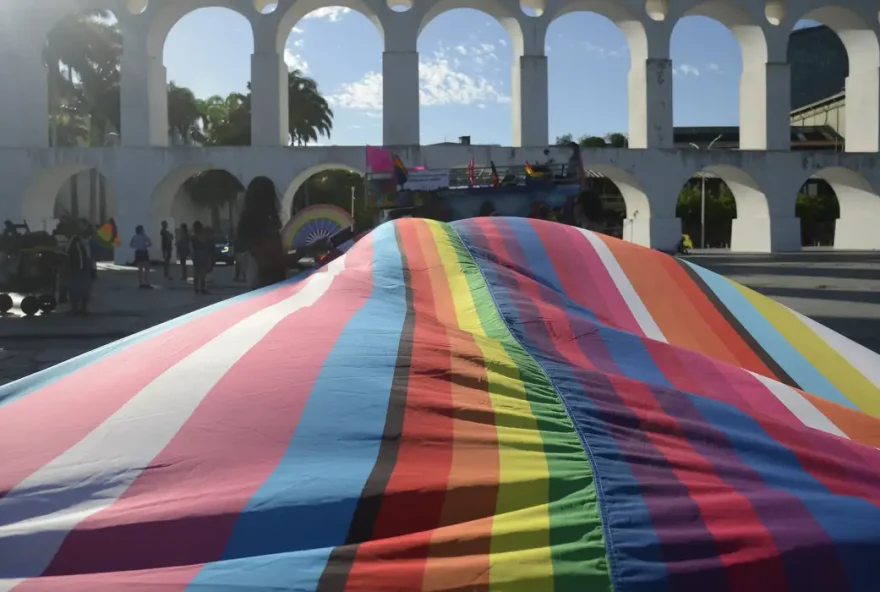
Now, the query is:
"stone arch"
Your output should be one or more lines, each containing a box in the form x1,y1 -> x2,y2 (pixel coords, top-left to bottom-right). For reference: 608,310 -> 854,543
804,167 -> 880,250
547,0 -> 650,63
276,0 -> 384,53
147,0 -> 256,58
585,163 -> 651,220
418,0 -> 525,56
151,164 -> 247,232
789,4 -> 880,152
675,164 -> 771,252
677,1 -> 769,65
281,163 -> 366,219
22,165 -> 118,230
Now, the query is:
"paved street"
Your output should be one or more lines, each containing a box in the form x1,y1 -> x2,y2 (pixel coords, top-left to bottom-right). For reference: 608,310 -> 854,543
0,262 -> 249,385
1,251 -> 878,386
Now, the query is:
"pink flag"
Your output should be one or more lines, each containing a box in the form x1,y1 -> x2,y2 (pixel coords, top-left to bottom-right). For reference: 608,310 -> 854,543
366,146 -> 393,173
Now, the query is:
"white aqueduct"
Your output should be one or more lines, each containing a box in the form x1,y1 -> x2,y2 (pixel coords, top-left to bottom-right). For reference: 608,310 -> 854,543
1,0 -> 879,262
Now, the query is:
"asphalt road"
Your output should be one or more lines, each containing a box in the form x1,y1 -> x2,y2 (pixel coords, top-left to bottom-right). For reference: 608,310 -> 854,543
685,251 -> 880,354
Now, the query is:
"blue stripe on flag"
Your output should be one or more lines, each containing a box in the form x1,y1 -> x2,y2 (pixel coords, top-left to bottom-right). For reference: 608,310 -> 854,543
683,261 -> 853,409
188,223 -> 408,591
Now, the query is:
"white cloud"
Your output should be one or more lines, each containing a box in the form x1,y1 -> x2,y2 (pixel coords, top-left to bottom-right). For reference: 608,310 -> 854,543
303,7 -> 351,21
584,42 -> 619,58
674,64 -> 700,77
707,62 -> 721,73
292,26 -> 304,34
284,48 -> 308,72
328,43 -> 508,111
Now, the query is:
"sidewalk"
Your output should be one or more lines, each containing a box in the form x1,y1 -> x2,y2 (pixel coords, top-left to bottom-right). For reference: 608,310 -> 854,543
0,262 -> 249,385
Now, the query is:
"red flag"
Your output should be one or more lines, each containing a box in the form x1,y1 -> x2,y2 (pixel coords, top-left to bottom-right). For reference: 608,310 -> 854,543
468,156 -> 476,186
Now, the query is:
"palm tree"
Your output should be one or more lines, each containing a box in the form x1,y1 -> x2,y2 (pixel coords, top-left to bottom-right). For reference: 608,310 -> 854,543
167,82 -> 206,144
287,69 -> 332,146
44,10 -> 121,146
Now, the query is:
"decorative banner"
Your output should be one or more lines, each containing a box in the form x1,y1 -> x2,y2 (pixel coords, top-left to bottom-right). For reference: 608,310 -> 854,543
401,169 -> 450,191
281,204 -> 354,251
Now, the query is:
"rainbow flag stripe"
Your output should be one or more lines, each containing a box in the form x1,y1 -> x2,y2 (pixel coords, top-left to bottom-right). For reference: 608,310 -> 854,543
1,217 -> 879,591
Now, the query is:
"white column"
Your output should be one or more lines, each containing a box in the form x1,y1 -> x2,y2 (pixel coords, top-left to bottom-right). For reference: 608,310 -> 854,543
0,38 -> 48,147
251,51 -> 288,146
844,67 -> 880,153
740,62 -> 790,151
121,42 -> 168,147
512,55 -> 548,147
383,51 -> 419,145
628,59 -> 673,149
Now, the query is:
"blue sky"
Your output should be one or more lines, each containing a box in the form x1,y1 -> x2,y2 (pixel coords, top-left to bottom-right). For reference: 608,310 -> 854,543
162,8 -> 815,146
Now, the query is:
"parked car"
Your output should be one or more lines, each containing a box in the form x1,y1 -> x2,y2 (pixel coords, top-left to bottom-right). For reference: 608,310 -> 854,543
213,236 -> 234,265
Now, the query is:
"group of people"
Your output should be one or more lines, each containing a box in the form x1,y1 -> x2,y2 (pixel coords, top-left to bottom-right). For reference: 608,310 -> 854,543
127,175 -> 291,294
130,220 -> 217,294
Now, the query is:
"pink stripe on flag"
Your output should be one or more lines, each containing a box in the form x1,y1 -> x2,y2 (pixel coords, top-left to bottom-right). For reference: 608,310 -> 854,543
28,239 -> 376,583
0,281 -> 313,497
532,223 -> 643,336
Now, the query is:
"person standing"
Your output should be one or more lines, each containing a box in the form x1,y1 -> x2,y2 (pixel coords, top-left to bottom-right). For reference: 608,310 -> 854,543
160,220 -> 174,280
236,176 -> 287,290
67,222 -> 94,315
233,232 -> 248,283
130,225 -> 152,289
176,223 -> 191,280
190,221 -> 211,295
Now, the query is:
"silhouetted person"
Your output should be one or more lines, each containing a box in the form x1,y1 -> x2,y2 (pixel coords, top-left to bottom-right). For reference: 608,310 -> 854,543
236,176 -> 287,290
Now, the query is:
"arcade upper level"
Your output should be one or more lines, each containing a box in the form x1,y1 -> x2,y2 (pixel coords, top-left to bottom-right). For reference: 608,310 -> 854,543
1,0 -> 879,151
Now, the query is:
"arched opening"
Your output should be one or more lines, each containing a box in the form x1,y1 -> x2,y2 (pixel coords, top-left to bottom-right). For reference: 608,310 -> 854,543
579,163 -> 649,243
417,9 -> 514,144
671,5 -> 765,147
674,166 -> 770,252
279,4 -> 383,145
547,10 -> 630,149
282,164 -> 365,224
44,9 -> 122,147
788,8 -> 880,152
22,166 -> 118,234
152,166 -> 246,247
796,168 -> 880,250
163,8 -> 254,145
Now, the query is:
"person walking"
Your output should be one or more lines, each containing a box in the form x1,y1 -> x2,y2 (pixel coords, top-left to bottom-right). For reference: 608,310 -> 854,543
176,223 -> 191,280
236,176 -> 287,290
190,221 -> 211,295
160,220 -> 174,280
67,222 -> 94,315
130,225 -> 152,289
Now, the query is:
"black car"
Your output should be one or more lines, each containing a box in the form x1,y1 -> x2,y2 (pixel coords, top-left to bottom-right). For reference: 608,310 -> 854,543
213,236 -> 234,265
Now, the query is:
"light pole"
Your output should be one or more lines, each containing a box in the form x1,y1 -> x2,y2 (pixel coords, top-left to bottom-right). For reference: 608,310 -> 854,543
689,134 -> 722,249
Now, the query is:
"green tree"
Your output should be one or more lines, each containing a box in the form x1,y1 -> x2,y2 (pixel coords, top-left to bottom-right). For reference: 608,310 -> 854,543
555,134 -> 574,145
605,132 -> 627,147
287,69 -> 333,145
183,169 -> 245,233
578,135 -> 607,147
168,82 -> 206,145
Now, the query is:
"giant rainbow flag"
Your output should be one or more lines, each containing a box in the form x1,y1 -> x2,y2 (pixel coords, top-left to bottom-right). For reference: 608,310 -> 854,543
2,217 -> 880,591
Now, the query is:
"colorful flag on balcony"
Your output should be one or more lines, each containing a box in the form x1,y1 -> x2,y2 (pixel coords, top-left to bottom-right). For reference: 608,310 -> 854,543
366,146 -> 393,173
393,154 -> 408,186
490,161 -> 500,187
467,156 -> 476,186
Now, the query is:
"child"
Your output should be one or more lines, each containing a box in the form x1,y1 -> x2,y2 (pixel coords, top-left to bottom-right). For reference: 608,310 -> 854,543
190,221 -> 211,295
130,225 -> 152,289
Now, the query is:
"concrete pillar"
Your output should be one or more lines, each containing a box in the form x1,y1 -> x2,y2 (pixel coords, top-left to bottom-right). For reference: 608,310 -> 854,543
740,62 -> 790,151
383,51 -> 420,145
121,40 -> 168,147
251,51 -> 288,146
624,216 -> 681,251
731,217 -> 801,252
512,55 -> 549,147
844,67 -> 880,153
0,38 -> 48,147
628,59 -> 673,149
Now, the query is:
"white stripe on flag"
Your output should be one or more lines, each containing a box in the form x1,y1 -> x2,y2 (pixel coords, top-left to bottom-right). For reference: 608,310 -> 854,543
789,309 -> 880,391
577,229 -> 668,343
0,256 -> 348,584
748,370 -> 849,439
